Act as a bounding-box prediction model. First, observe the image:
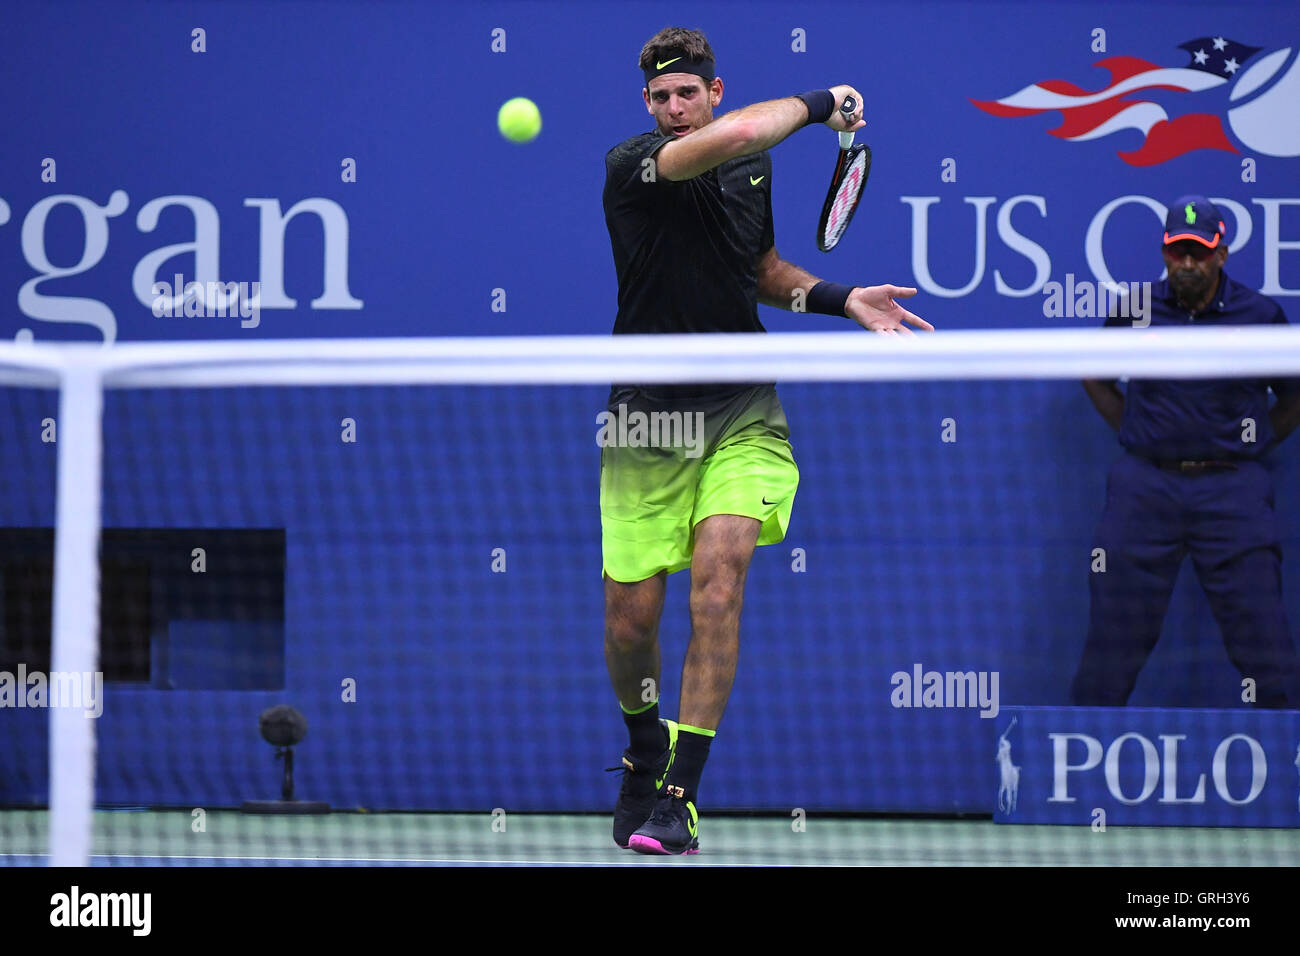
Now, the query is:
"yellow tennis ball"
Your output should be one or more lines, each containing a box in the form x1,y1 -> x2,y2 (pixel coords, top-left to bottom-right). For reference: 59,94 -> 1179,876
498,97 -> 541,143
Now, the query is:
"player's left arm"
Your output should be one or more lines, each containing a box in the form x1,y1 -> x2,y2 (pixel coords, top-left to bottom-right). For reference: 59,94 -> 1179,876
755,245 -> 933,334
755,245 -> 821,310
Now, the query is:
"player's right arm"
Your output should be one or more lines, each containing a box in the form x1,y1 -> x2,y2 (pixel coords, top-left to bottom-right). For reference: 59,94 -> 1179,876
656,84 -> 865,182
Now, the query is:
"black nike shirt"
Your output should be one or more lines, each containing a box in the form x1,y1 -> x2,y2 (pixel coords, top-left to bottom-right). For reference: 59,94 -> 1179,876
602,130 -> 775,403
603,130 -> 774,335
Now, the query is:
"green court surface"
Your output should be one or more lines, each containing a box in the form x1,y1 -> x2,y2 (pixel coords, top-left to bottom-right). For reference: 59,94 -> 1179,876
2,811 -> 1297,865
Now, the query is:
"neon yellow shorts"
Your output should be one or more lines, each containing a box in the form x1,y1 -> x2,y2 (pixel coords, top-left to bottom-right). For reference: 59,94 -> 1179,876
599,384 -> 799,582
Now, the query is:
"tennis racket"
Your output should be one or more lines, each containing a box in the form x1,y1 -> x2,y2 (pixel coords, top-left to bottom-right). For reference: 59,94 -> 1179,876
816,95 -> 872,252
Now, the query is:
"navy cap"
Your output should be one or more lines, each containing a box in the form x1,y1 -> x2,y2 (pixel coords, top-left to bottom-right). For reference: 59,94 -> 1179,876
1164,195 -> 1226,249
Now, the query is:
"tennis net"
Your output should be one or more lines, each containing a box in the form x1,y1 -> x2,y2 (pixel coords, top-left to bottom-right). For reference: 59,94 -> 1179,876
3,328 -> 1300,866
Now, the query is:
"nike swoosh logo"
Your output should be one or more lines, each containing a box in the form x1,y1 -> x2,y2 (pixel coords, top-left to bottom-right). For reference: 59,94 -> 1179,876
656,57 -> 682,69
750,175 -> 765,185
762,496 -> 777,505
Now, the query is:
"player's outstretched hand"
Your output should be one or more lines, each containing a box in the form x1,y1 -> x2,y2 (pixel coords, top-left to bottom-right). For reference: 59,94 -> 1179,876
846,285 -> 933,335
826,85 -> 866,133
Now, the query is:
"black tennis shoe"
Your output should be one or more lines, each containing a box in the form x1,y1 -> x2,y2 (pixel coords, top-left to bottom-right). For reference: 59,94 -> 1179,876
628,786 -> 699,855
608,718 -> 677,849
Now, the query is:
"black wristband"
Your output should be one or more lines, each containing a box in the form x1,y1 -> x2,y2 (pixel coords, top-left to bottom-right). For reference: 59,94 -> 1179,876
794,89 -> 835,126
807,281 -> 855,317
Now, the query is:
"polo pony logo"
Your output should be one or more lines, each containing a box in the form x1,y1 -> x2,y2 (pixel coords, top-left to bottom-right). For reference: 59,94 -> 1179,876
997,717 -> 1021,813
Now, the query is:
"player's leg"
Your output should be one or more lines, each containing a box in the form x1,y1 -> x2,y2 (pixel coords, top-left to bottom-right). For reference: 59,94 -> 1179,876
674,512 -> 759,807
1189,463 -> 1299,708
604,571 -> 667,727
603,571 -> 680,848
626,515 -> 759,856
679,513 -> 761,730
629,386 -> 798,855
599,408 -> 700,848
1070,454 -> 1186,705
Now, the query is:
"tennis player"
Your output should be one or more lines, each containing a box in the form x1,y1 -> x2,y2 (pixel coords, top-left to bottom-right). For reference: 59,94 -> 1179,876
602,27 -> 932,854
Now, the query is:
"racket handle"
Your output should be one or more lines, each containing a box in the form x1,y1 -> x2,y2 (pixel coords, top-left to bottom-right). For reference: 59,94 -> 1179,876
838,95 -> 857,148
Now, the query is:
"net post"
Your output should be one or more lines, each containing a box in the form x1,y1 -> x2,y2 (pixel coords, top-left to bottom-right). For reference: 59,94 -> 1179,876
48,364 -> 104,867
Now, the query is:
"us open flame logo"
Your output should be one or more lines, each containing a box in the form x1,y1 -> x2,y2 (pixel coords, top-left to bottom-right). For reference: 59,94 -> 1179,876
974,37 -> 1300,164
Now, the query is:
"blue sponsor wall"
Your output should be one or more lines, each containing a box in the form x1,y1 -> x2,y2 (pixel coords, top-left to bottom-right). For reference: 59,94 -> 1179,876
0,0 -> 1297,812
994,707 -> 1300,827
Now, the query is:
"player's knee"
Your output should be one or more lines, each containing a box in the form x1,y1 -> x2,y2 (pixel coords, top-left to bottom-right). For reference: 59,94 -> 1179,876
604,592 -> 661,652
605,618 -> 657,655
689,576 -> 744,624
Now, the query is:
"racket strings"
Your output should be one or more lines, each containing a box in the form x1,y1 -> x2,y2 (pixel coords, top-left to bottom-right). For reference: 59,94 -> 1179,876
822,149 -> 870,247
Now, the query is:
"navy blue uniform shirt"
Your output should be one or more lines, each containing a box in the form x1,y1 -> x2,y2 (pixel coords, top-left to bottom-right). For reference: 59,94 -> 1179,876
1104,272 -> 1296,460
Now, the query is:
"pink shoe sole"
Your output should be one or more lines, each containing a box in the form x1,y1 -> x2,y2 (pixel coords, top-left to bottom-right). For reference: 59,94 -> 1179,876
628,834 -> 700,855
